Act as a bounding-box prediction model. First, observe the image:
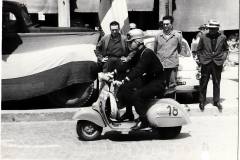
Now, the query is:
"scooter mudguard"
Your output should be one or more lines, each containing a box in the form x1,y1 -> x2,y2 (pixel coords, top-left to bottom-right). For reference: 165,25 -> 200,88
147,98 -> 191,127
72,107 -> 106,127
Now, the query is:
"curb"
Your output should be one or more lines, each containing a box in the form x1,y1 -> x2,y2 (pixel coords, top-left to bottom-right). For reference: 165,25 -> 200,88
1,108 -> 79,122
1,101 -> 238,122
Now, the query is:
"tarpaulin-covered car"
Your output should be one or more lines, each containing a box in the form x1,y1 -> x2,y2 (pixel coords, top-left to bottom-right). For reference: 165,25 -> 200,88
2,1 -> 100,107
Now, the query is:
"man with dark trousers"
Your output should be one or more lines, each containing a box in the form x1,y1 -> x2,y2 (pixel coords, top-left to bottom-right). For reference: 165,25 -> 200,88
114,29 -> 165,130
197,20 -> 228,112
154,16 -> 182,93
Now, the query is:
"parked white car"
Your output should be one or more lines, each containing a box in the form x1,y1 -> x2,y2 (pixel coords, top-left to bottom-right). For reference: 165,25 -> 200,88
143,30 -> 200,99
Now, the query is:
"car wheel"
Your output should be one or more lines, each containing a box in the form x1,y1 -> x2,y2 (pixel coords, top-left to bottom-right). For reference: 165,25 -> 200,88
192,91 -> 200,103
76,120 -> 103,141
47,82 -> 94,107
157,126 -> 182,139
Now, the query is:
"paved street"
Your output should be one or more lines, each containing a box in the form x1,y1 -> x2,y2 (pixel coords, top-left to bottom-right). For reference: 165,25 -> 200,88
1,66 -> 239,160
1,115 -> 238,160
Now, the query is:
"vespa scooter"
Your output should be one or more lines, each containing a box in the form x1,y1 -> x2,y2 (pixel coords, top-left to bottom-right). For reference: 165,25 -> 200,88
73,73 -> 191,141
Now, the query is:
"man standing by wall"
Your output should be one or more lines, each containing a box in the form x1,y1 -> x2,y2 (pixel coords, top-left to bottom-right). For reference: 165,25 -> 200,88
154,15 -> 182,93
197,20 -> 228,112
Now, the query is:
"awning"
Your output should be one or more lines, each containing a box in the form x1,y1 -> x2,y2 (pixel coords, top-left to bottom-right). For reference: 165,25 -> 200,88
74,0 -> 98,13
127,0 -> 155,11
75,0 -> 155,12
6,0 -> 154,13
5,0 -> 58,13
173,0 -> 239,31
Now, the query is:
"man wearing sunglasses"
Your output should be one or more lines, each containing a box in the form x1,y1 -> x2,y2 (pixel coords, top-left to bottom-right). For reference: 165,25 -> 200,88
114,29 -> 165,130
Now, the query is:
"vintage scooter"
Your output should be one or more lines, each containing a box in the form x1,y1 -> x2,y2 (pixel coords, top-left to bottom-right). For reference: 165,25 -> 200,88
73,73 -> 191,141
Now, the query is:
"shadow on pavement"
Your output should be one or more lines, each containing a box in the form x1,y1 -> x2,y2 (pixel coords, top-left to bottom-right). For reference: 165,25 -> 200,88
205,97 -> 226,104
101,130 -> 190,141
2,95 -> 60,110
176,92 -> 199,104
230,79 -> 239,82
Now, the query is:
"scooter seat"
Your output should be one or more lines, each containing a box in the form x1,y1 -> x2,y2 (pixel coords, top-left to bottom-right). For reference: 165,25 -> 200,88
163,88 -> 176,99
153,88 -> 176,99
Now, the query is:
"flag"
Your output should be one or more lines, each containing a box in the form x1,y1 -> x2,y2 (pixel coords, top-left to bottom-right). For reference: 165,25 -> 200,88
2,32 -> 100,101
98,0 -> 129,35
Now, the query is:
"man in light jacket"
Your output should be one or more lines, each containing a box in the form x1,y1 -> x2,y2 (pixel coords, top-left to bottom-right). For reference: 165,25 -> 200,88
154,16 -> 182,93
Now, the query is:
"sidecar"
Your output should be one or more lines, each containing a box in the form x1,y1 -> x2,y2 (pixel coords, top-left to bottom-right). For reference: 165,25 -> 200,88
146,98 -> 191,138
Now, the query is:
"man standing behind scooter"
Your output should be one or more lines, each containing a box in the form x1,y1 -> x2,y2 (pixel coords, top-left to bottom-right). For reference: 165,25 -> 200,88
154,16 -> 182,93
113,29 -> 165,130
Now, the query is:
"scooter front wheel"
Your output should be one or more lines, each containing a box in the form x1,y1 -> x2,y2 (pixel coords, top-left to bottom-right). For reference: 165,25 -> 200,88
76,120 -> 103,141
157,126 -> 182,139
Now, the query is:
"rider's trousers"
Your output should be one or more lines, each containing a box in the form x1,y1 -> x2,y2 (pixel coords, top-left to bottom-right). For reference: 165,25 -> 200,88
117,78 -> 165,117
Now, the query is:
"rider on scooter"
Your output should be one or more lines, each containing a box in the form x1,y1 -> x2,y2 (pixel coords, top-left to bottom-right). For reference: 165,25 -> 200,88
113,29 -> 166,130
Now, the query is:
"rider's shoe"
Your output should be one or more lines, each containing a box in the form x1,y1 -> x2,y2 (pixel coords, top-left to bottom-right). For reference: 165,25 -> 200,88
118,113 -> 134,122
131,118 -> 148,130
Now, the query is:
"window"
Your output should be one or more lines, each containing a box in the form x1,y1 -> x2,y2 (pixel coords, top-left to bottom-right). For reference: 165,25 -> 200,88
2,11 -> 17,33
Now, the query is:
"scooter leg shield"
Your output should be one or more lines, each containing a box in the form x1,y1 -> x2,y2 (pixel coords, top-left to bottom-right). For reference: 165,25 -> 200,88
146,98 -> 191,127
73,107 -> 106,127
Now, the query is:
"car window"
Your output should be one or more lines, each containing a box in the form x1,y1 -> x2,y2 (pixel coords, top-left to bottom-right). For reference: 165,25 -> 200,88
2,11 -> 18,33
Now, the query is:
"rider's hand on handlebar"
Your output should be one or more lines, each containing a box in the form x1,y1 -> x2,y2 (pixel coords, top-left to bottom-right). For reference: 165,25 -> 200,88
113,80 -> 123,86
98,72 -> 114,82
105,72 -> 114,82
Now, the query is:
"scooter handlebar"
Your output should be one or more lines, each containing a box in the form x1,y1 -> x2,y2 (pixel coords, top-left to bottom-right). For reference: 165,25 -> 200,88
112,80 -> 123,87
98,72 -> 114,82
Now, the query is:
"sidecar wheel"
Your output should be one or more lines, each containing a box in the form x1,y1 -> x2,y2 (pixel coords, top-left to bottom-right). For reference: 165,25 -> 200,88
76,121 -> 103,141
157,126 -> 182,139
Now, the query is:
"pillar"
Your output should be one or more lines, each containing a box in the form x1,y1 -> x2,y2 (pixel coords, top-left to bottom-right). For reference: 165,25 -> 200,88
159,0 -> 167,21
58,0 -> 70,27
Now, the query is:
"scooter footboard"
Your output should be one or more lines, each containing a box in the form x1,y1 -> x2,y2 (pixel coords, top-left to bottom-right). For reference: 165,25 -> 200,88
72,107 -> 106,127
146,98 -> 191,127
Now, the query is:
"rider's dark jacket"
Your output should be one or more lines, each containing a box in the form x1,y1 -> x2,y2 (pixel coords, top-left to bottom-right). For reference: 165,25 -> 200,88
116,46 -> 166,117
116,46 -> 165,82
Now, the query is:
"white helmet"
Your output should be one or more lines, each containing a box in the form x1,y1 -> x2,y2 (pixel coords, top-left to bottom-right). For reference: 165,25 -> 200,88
129,23 -> 137,30
127,29 -> 144,42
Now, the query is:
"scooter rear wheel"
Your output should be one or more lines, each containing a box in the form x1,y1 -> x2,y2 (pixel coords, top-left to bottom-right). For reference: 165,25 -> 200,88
76,120 -> 103,141
157,126 -> 182,139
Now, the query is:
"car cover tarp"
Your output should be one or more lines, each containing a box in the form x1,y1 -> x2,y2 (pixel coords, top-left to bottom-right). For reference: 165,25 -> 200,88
2,32 -> 100,101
